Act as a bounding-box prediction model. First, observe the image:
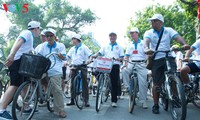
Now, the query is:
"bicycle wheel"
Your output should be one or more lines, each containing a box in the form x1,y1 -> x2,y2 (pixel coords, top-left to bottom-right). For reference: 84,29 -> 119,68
96,74 -> 104,112
169,76 -> 187,120
103,74 -> 110,102
159,84 -> 168,111
47,83 -> 54,112
192,82 -> 200,109
12,80 -> 38,120
63,77 -> 71,99
74,75 -> 84,110
129,76 -> 138,113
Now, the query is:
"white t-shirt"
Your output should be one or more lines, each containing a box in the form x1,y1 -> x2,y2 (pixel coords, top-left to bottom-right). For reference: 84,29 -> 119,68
14,30 -> 34,60
98,43 -> 124,65
37,41 -> 66,77
125,39 -> 146,61
191,40 -> 200,68
144,27 -> 178,60
67,43 -> 92,65
175,51 -> 183,70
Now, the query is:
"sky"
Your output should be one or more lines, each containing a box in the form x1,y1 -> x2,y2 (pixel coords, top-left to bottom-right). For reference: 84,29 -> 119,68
0,0 -> 176,47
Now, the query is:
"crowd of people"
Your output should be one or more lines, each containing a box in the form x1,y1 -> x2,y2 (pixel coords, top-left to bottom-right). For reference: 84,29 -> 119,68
1,13 -> 200,120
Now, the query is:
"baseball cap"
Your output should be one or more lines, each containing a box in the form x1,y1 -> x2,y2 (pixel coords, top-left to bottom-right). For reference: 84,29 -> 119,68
28,21 -> 41,29
40,29 -> 46,35
45,28 -> 56,36
129,27 -> 139,33
148,14 -> 164,23
109,32 -> 117,36
72,34 -> 82,41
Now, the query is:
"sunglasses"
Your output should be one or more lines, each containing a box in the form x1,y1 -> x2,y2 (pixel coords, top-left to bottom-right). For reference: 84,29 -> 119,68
46,35 -> 54,38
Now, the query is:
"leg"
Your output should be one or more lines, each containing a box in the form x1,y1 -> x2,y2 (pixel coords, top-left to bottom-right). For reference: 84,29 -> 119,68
180,65 -> 191,84
66,70 -> 76,105
81,68 -> 90,107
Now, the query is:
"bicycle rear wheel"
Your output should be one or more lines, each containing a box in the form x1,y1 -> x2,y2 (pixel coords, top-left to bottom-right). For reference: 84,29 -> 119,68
12,80 -> 38,120
74,75 -> 84,110
192,83 -> 200,109
169,76 -> 186,120
47,83 -> 54,112
103,74 -> 110,102
96,74 -> 104,112
129,77 -> 138,113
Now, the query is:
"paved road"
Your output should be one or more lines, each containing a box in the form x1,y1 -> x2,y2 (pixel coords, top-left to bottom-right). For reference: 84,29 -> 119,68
5,93 -> 200,120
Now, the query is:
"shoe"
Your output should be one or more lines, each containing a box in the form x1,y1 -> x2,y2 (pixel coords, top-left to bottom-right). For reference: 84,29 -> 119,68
0,111 -> 13,120
66,101 -> 75,106
111,102 -> 117,107
142,102 -> 148,109
23,109 -> 39,114
85,102 -> 90,107
152,104 -> 159,114
38,102 -> 47,107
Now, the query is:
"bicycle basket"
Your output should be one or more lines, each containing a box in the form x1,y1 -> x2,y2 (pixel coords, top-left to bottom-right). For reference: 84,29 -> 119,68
18,53 -> 51,79
94,57 -> 113,73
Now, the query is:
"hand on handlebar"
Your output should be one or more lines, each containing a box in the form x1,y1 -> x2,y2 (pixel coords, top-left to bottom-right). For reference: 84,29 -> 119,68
183,44 -> 190,50
182,58 -> 189,62
145,49 -> 154,55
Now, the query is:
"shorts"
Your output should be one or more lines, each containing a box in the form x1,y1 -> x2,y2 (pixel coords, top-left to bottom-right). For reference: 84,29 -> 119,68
9,58 -> 28,87
151,57 -> 177,85
187,63 -> 200,74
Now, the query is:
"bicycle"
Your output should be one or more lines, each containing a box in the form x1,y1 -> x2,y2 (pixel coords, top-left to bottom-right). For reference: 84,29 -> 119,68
70,61 -> 91,110
183,59 -> 200,109
155,48 -> 187,120
95,57 -> 113,112
11,52 -> 56,120
87,66 -> 98,96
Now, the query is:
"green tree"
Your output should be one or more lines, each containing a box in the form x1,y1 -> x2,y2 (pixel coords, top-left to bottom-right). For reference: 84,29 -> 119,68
0,0 -> 98,55
128,3 -> 196,45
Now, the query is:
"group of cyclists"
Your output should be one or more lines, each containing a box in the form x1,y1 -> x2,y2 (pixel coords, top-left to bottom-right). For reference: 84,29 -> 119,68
0,13 -> 199,120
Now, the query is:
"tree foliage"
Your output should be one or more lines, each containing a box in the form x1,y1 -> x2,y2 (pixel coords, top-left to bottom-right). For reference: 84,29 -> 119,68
128,3 -> 196,46
0,0 -> 98,56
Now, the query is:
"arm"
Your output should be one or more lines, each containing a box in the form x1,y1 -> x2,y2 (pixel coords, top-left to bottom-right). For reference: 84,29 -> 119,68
5,38 -> 24,66
185,47 -> 195,59
174,35 -> 190,49
144,38 -> 154,55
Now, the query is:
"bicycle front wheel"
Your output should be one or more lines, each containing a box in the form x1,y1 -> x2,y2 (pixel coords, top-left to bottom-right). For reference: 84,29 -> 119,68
103,74 -> 110,102
12,80 -> 38,120
192,82 -> 200,109
129,77 -> 138,113
96,74 -> 104,112
73,75 -> 84,110
169,76 -> 186,120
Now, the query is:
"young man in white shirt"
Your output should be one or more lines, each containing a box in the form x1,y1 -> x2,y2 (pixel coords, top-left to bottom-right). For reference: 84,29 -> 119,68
144,14 -> 190,114
37,28 -> 67,118
66,34 -> 92,107
0,21 -> 41,120
94,32 -> 124,107
122,27 -> 148,109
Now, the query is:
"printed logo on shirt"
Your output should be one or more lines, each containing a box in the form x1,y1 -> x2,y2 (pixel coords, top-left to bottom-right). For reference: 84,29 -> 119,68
133,50 -> 138,54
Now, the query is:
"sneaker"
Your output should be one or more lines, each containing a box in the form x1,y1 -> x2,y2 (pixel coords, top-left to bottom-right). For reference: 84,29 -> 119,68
111,102 -> 117,107
142,102 -> 148,109
0,111 -> 13,120
85,102 -> 90,107
152,104 -> 159,114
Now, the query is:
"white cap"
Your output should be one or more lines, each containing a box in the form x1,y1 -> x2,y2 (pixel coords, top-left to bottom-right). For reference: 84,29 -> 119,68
40,29 -> 46,35
45,28 -> 56,36
72,34 -> 82,41
129,27 -> 139,33
148,14 -> 164,23
28,21 -> 41,29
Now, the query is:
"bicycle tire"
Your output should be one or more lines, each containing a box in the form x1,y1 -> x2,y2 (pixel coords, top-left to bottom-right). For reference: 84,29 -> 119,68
159,83 -> 168,111
192,83 -> 200,109
129,76 -> 138,113
169,76 -> 187,120
96,74 -> 104,112
103,75 -> 110,102
47,83 -> 54,112
0,81 -> 3,98
74,75 -> 84,110
12,80 -> 38,120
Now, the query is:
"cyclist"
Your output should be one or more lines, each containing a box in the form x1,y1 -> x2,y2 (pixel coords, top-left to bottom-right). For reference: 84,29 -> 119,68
144,14 -> 190,114
93,32 -> 124,107
0,21 -> 41,120
66,33 -> 93,107
180,38 -> 200,89
37,28 -> 67,118
121,27 -> 148,109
